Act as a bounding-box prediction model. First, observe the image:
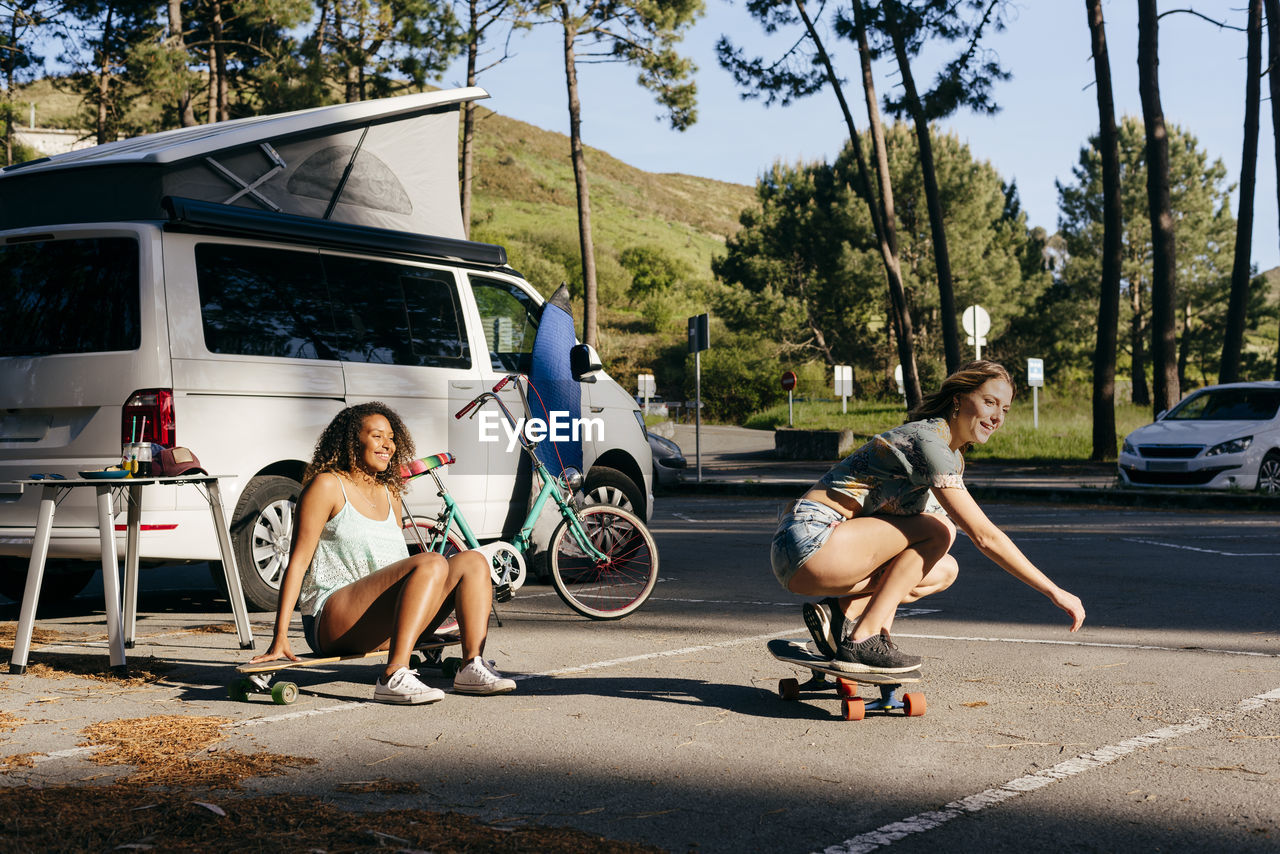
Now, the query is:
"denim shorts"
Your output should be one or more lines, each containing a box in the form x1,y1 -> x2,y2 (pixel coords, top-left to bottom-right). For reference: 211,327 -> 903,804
770,498 -> 847,589
301,610 -> 323,655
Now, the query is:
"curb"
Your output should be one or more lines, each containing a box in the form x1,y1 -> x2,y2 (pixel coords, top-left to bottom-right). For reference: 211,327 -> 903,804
667,480 -> 1280,512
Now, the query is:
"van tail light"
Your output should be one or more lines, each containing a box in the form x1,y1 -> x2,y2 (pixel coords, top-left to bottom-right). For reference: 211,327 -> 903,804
123,389 -> 175,447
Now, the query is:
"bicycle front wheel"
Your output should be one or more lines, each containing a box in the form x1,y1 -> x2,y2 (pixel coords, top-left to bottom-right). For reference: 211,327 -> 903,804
548,504 -> 659,620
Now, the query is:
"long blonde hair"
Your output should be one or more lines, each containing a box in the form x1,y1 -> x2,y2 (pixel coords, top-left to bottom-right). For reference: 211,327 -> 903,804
908,360 -> 1014,427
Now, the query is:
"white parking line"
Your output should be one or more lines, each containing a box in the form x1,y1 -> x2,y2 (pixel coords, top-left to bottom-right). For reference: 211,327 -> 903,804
1121,537 -> 1280,558
818,686 -> 1280,854
894,632 -> 1280,658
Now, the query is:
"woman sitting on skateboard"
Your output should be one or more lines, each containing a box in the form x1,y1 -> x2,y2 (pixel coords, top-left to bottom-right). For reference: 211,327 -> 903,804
250,402 -> 515,704
771,360 -> 1086,673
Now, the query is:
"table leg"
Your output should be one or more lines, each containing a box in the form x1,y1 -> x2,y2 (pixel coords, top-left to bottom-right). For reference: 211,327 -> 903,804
95,485 -> 127,675
9,485 -> 57,675
122,482 -> 142,649
206,480 -> 254,649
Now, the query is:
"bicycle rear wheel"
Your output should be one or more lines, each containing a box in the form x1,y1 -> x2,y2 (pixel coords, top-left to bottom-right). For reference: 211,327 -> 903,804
548,504 -> 659,620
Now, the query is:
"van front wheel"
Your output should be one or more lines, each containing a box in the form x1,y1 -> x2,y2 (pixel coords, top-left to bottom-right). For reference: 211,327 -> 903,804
582,467 -> 644,517
230,475 -> 301,611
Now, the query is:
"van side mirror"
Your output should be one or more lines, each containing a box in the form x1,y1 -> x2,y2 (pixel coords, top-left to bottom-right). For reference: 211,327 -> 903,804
570,343 -> 602,383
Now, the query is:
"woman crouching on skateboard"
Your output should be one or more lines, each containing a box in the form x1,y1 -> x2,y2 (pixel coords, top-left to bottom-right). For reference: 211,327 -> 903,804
771,360 -> 1086,672
250,402 -> 515,704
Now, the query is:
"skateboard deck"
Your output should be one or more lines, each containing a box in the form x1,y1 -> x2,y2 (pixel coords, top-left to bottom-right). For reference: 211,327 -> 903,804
768,638 -> 925,721
229,633 -> 461,705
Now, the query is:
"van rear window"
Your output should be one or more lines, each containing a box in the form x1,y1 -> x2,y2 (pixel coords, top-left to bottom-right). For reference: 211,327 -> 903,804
0,237 -> 140,356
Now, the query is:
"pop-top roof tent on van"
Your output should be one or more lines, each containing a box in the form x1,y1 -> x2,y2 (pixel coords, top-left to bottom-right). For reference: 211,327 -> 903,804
0,87 -> 489,243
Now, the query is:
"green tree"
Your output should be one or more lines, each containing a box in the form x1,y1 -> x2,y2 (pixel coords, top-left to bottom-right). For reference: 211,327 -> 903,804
1057,118 -> 1264,391
716,124 -> 1045,392
717,0 -> 924,407
1,0 -> 58,162
306,0 -> 462,104
58,0 -> 159,143
527,0 -> 701,350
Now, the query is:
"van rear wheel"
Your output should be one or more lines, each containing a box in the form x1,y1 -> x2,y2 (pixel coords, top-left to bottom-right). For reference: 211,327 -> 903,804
230,475 -> 301,611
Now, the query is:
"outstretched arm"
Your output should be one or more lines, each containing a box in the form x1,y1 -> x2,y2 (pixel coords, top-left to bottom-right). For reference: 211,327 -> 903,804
931,485 -> 1086,631
249,474 -> 343,663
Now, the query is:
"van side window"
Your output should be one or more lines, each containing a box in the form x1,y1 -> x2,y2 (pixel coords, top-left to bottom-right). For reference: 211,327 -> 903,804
471,277 -> 541,372
196,244 -> 335,360
323,256 -> 470,369
0,237 -> 140,357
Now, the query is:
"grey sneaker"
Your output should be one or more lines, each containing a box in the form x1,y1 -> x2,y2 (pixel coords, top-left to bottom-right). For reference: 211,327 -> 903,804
452,657 -> 517,695
374,667 -> 445,705
832,634 -> 922,673
802,598 -> 846,659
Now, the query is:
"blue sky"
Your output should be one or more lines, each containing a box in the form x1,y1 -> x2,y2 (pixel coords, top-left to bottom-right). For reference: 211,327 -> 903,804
444,0 -> 1279,272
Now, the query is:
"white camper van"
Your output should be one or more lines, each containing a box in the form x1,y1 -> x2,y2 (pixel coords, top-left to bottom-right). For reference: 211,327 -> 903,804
0,88 -> 652,610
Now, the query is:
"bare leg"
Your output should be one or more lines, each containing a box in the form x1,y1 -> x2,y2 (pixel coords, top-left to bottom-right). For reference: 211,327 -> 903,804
317,550 -> 491,679
789,512 -> 956,639
834,553 -> 958,635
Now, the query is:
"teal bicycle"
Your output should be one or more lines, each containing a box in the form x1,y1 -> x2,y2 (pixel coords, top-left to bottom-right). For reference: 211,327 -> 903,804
400,373 -> 659,620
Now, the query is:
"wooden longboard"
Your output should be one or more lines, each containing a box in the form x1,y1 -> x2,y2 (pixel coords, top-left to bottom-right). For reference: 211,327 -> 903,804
229,634 -> 461,705
768,638 -> 925,721
235,633 -> 460,676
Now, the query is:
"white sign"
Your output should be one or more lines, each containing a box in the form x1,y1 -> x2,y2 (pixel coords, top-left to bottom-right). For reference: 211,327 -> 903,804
1026,358 -> 1044,388
963,305 -> 990,358
894,363 -> 905,396
833,365 -> 853,398
637,374 -> 656,396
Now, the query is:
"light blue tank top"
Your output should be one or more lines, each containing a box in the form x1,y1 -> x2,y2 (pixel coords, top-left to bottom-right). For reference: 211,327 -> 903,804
298,474 -> 409,617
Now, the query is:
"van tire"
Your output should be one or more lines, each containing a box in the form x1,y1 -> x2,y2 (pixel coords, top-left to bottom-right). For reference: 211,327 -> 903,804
583,466 -> 644,516
0,558 -> 94,611
230,475 -> 302,611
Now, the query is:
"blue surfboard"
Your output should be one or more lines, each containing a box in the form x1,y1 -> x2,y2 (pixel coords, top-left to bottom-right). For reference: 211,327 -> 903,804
526,284 -> 582,475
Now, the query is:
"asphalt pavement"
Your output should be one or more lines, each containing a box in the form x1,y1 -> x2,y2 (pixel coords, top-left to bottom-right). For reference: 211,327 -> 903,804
2,426 -> 1279,852
3,495 -> 1278,853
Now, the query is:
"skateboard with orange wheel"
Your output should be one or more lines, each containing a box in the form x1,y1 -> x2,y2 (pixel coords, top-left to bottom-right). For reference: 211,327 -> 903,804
768,638 -> 925,721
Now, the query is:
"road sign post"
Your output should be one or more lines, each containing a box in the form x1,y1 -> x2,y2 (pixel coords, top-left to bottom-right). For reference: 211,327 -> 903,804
1026,358 -> 1044,429
781,371 -> 797,427
963,305 -> 991,361
688,314 -> 710,482
833,365 -> 852,414
637,373 -> 655,416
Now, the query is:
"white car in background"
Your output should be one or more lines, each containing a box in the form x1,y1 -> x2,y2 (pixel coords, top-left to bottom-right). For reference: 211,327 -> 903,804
1118,382 -> 1280,494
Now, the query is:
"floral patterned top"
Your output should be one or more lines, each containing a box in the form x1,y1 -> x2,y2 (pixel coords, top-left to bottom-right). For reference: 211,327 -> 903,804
816,417 -> 965,515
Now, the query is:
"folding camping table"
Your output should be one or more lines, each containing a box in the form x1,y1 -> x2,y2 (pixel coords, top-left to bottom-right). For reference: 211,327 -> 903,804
7,474 -> 254,675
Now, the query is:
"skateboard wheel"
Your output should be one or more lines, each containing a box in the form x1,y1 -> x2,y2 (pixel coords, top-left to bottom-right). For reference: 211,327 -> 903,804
271,681 -> 299,705
903,692 -> 926,717
842,698 -> 866,722
441,657 -> 464,678
836,679 -> 858,699
778,678 -> 800,700
227,678 -> 251,703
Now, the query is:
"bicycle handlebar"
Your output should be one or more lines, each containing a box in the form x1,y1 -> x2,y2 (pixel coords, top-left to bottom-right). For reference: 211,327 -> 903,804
492,374 -> 521,393
454,398 -> 480,420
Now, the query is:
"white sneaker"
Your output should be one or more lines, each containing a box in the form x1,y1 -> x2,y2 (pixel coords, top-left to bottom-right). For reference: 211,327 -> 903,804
452,657 -> 517,695
374,666 -> 445,705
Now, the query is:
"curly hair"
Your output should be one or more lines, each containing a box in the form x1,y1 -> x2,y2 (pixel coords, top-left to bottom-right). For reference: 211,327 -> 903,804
304,402 -> 416,497
908,361 -> 1014,449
